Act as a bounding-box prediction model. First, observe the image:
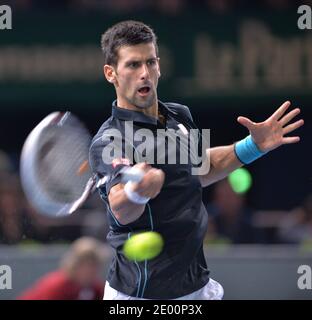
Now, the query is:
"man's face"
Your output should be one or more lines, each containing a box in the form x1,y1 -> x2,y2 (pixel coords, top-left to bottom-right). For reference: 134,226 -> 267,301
111,42 -> 160,110
74,260 -> 100,287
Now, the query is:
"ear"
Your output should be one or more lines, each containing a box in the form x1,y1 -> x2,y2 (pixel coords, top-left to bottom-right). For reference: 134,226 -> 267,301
103,64 -> 117,84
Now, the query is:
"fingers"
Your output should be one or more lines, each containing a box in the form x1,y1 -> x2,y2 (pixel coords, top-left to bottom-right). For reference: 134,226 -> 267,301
237,116 -> 255,131
271,101 -> 291,121
279,108 -> 301,126
133,162 -> 152,172
283,119 -> 304,135
282,136 -> 300,144
133,168 -> 165,198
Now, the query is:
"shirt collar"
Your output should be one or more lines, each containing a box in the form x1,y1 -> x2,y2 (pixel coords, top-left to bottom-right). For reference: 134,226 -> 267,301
111,100 -> 176,126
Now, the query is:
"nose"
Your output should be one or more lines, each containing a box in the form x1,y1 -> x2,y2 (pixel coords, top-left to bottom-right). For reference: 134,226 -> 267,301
140,63 -> 149,80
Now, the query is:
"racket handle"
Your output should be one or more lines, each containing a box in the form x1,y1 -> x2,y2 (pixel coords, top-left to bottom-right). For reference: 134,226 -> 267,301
120,167 -> 144,184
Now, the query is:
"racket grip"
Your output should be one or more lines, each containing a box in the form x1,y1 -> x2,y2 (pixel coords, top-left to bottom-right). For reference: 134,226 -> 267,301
121,167 -> 144,184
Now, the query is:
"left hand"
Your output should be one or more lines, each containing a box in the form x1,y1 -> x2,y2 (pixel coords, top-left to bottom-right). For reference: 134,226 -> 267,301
237,101 -> 304,152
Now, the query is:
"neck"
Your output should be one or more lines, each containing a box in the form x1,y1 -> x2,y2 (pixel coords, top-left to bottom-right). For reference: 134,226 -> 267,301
116,97 -> 158,119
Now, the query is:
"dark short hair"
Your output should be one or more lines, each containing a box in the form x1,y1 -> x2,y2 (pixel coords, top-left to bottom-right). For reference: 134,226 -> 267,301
101,20 -> 158,66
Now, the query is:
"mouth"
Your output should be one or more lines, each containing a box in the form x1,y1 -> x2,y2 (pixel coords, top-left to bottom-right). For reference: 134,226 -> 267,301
137,85 -> 151,97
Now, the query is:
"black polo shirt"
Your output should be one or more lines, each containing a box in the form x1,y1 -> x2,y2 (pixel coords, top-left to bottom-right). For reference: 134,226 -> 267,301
89,100 -> 210,299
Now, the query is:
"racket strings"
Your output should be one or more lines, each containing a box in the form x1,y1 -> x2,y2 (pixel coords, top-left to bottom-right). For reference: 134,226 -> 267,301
37,123 -> 92,204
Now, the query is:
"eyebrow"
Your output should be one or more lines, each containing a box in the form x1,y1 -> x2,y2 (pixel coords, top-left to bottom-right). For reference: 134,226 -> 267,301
124,57 -> 158,65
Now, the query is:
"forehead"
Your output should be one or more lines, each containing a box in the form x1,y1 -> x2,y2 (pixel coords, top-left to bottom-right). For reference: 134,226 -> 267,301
117,42 -> 157,64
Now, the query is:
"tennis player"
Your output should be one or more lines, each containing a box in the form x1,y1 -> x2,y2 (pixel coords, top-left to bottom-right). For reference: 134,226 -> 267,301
89,21 -> 304,300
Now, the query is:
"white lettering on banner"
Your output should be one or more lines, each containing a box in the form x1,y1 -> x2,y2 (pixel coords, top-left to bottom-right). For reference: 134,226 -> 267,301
0,5 -> 12,30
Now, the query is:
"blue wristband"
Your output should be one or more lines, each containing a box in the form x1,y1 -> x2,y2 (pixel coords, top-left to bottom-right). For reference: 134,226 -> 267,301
234,135 -> 267,164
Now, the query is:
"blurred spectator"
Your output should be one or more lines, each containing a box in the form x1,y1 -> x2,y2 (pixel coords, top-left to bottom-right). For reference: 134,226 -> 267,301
205,179 -> 261,244
81,202 -> 110,242
0,149 -> 13,175
0,150 -> 29,244
18,237 -> 109,300
0,176 -> 24,243
278,194 -> 312,244
252,209 -> 288,244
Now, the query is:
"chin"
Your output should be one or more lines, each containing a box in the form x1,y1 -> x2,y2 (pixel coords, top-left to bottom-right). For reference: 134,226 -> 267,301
136,102 -> 154,109
134,96 -> 156,110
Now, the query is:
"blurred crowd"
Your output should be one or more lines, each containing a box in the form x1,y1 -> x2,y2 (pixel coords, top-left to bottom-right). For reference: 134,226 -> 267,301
0,148 -> 311,246
4,0 -> 312,14
0,149 -> 109,245
205,178 -> 312,245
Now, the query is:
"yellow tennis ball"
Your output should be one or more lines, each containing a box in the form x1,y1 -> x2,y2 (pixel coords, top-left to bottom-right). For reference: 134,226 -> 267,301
123,231 -> 164,262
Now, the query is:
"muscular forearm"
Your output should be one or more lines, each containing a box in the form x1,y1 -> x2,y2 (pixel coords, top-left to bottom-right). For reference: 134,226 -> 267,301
199,144 -> 243,187
108,183 -> 146,225
108,164 -> 165,225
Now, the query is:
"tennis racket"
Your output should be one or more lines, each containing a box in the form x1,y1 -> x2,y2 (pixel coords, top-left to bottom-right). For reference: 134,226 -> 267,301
20,111 -> 143,217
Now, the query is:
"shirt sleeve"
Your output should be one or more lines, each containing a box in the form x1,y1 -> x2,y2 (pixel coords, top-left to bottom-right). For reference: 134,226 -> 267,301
89,129 -> 133,195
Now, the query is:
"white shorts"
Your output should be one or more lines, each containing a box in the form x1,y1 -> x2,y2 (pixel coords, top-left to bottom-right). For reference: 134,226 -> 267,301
103,278 -> 224,300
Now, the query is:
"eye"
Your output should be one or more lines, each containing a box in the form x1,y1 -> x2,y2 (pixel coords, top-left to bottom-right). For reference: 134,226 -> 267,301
128,61 -> 140,69
147,59 -> 157,66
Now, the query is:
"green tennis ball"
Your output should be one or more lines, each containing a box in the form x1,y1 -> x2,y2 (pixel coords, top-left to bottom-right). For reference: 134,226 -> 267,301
123,231 -> 164,262
228,168 -> 252,194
